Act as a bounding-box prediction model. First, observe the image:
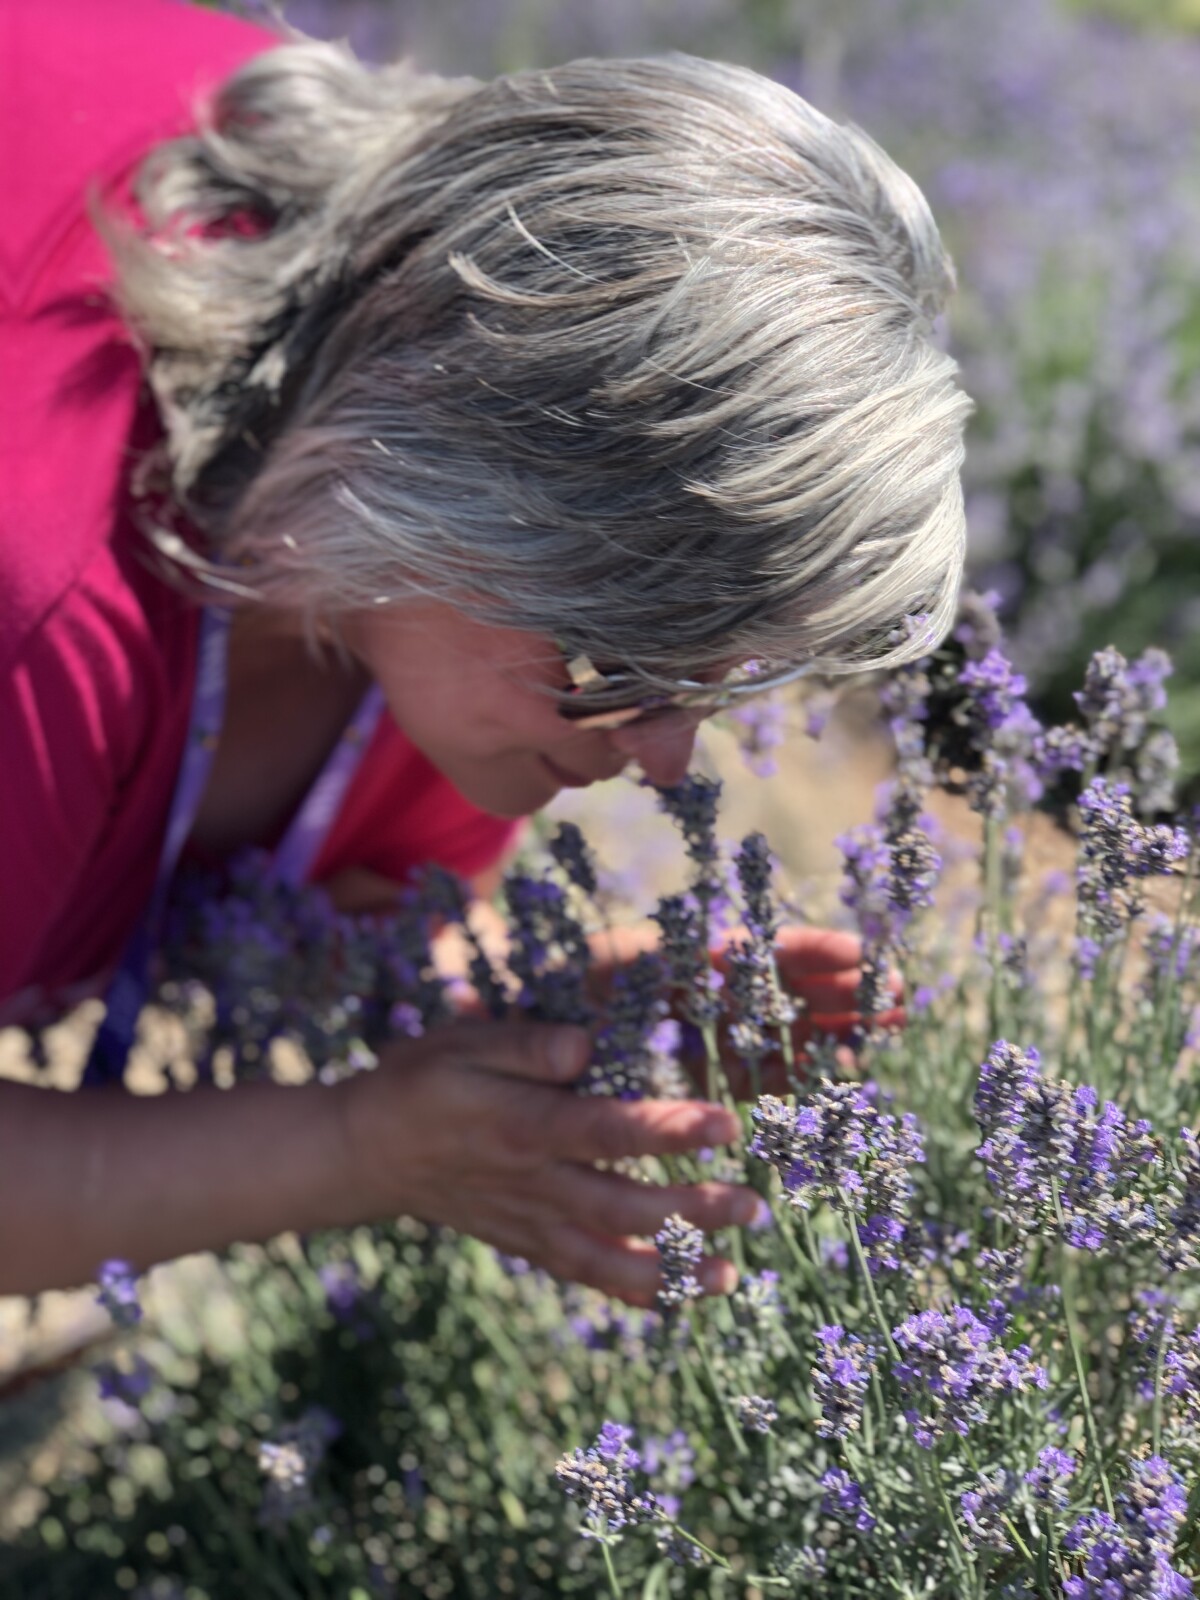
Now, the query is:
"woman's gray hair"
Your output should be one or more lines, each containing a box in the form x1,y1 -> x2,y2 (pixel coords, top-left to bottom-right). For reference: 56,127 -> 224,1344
104,37 -> 972,687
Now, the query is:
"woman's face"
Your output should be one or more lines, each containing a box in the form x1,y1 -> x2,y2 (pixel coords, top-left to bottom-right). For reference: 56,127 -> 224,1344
342,600 -> 704,817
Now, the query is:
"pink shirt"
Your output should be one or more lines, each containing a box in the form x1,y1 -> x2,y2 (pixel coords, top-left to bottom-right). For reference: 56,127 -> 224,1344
0,0 -> 520,1020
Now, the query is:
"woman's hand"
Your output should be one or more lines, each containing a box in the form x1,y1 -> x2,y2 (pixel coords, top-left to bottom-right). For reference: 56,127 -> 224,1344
337,1020 -> 755,1307
710,924 -> 905,1097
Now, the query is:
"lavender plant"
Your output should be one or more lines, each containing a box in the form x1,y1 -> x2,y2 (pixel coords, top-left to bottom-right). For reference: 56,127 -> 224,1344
8,616 -> 1200,1598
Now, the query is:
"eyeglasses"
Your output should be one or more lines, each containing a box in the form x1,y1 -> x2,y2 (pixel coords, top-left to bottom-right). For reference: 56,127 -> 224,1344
555,646 -> 815,732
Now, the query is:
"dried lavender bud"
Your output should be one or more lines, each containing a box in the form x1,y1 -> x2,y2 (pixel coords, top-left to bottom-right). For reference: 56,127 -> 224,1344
654,1215 -> 705,1312
96,1259 -> 142,1328
812,1324 -> 878,1440
891,1305 -> 1048,1449
735,1394 -> 778,1435
548,821 -> 599,897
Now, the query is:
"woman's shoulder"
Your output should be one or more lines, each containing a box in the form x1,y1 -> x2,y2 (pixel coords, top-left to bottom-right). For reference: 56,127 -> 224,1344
0,0 -> 275,672
1,0 -> 278,313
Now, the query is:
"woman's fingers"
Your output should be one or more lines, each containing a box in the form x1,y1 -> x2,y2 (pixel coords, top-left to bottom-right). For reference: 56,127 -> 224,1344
389,1019 -> 593,1085
549,1166 -> 757,1238
541,1227 -> 737,1307
542,1095 -> 738,1166
762,925 -> 866,973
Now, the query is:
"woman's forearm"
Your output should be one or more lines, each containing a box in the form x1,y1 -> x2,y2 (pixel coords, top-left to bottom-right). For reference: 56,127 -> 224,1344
0,1077 -> 359,1297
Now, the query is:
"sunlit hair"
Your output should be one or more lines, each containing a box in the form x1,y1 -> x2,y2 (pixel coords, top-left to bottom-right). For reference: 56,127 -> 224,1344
103,38 -> 972,689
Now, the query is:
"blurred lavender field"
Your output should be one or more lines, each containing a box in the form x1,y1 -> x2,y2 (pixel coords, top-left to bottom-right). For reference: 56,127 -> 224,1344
229,0 -> 1200,782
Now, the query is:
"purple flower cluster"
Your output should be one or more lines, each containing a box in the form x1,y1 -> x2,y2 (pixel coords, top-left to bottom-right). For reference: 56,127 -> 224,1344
1026,1446 -> 1077,1509
974,1041 -> 1161,1252
654,775 -> 723,917
1075,646 -> 1173,768
891,1304 -> 1048,1449
96,1259 -> 142,1329
812,1324 -> 879,1441
1163,1128 -> 1200,1273
584,951 -> 672,1099
820,1467 -> 876,1532
651,893 -> 722,1027
556,1421 -> 659,1542
735,1394 -> 778,1435
1063,1456 -> 1192,1599
960,1469 -> 1015,1553
954,648 -> 1044,817
1076,778 -> 1189,942
750,1084 -> 924,1273
654,1215 -> 705,1312
837,823 -> 938,952
503,874 -> 593,1027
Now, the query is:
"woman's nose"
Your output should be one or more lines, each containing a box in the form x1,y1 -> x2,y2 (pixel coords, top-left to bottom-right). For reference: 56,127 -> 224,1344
608,712 -> 700,787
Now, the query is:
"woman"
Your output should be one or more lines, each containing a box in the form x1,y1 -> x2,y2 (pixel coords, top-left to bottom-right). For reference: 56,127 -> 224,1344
0,0 -> 970,1301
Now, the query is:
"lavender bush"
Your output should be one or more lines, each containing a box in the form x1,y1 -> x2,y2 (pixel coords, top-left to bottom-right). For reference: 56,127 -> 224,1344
4,599 -> 1199,1597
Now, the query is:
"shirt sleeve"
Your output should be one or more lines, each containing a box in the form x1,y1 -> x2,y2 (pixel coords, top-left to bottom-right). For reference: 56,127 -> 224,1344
0,550 -> 194,1012
0,598 -> 128,996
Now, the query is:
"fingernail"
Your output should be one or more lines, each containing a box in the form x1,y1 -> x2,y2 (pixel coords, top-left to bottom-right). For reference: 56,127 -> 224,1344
702,1109 -> 738,1145
550,1028 -> 587,1080
733,1192 -> 760,1227
702,1260 -> 738,1296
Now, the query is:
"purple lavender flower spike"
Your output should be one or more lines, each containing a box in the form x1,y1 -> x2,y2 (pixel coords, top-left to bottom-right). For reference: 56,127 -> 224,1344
820,1467 -> 876,1532
974,1039 -> 1163,1253
891,1304 -> 1047,1448
735,1394 -> 778,1435
585,951 -> 670,1099
1025,1446 -> 1076,1509
653,775 -> 723,915
556,1426 -> 658,1542
960,1470 -> 1015,1553
652,893 -> 722,1027
548,821 -> 599,897
812,1324 -> 878,1440
750,1083 -> 923,1274
96,1259 -> 143,1329
1063,1455 -> 1192,1599
654,1214 -> 705,1312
